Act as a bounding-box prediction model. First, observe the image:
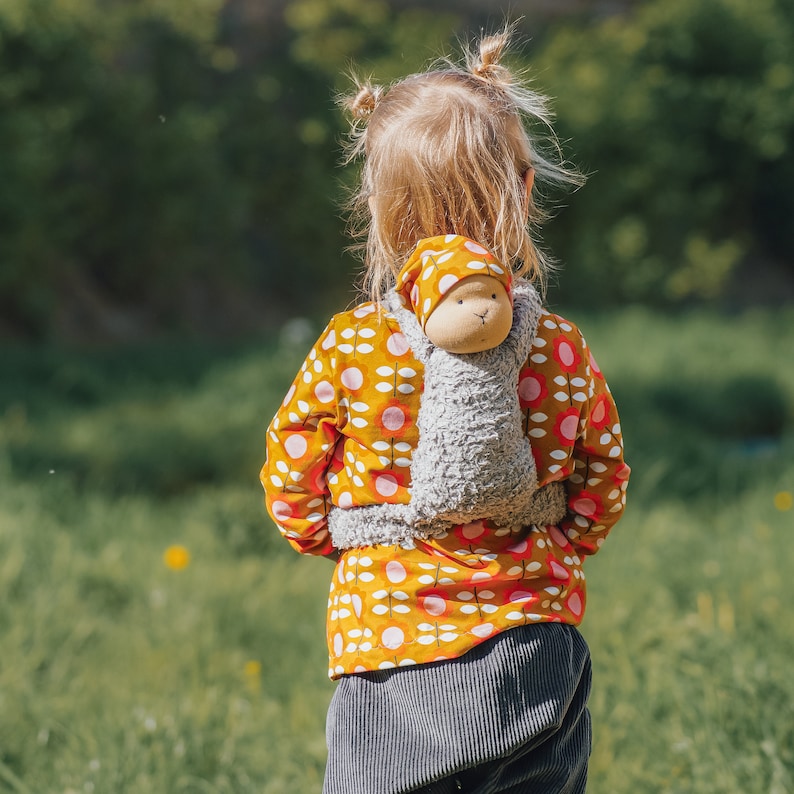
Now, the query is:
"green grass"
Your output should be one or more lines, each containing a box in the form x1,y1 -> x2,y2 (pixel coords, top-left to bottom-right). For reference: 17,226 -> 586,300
1,307 -> 793,793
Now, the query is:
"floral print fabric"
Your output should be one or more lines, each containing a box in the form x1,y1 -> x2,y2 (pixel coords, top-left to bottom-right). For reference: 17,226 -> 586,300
262,298 -> 629,679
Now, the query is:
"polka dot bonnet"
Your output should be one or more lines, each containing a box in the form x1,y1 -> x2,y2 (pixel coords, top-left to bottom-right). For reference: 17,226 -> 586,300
396,235 -> 513,330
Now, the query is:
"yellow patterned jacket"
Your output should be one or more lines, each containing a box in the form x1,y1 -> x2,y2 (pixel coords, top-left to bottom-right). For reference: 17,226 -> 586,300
262,286 -> 629,679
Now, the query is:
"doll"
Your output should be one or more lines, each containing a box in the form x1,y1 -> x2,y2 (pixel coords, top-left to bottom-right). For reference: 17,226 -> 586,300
327,235 -> 566,550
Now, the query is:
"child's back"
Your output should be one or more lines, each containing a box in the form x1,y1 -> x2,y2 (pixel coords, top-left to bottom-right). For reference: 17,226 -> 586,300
262,27 -> 629,794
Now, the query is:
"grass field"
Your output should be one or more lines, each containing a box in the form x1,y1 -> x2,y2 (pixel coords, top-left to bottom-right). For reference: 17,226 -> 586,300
1,306 -> 793,793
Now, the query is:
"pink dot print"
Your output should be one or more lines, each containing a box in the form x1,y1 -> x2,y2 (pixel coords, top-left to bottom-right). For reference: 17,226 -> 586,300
557,340 -> 576,368
381,626 -> 404,650
381,406 -> 406,432
518,375 -> 541,403
548,526 -> 569,548
464,240 -> 489,255
461,522 -> 485,540
353,304 -> 376,318
572,496 -> 598,518
375,474 -> 399,498
567,592 -> 583,617
590,400 -> 607,425
338,491 -> 354,508
385,560 -> 407,583
271,500 -> 292,521
387,332 -> 409,357
340,367 -> 364,390
438,274 -> 459,294
558,413 -> 578,444
422,595 -> 446,616
314,380 -> 335,403
284,434 -> 308,459
549,560 -> 570,581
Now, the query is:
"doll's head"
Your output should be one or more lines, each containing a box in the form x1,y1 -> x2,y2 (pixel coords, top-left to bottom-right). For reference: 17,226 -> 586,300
397,236 -> 513,354
341,27 -> 583,304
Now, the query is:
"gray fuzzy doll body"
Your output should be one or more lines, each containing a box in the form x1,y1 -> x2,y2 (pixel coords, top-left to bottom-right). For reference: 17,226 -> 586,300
328,275 -> 567,550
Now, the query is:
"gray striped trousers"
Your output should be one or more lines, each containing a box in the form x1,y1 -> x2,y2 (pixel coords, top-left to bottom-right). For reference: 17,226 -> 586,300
323,622 -> 592,794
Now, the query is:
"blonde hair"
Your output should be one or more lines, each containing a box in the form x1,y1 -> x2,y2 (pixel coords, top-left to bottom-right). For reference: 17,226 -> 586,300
341,28 -> 583,303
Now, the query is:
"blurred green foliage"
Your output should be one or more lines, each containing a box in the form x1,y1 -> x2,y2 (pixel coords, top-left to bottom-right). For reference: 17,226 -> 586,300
0,0 -> 351,339
285,0 -> 458,84
537,0 -> 794,305
0,0 -> 792,340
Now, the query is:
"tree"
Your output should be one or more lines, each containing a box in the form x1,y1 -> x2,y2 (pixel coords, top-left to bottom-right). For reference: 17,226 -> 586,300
533,0 -> 794,305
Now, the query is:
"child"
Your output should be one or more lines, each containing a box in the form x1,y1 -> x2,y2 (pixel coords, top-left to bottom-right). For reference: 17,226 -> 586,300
261,28 -> 629,794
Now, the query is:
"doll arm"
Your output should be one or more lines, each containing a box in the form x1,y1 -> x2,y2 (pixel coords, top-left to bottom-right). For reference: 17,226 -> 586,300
261,321 -> 341,557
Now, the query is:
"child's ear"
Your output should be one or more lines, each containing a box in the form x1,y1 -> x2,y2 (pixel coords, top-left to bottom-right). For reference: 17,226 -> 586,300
523,167 -> 535,206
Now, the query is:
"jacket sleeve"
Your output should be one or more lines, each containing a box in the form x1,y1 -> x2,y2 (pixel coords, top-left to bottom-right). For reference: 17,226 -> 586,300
260,320 -> 341,556
522,314 -> 630,557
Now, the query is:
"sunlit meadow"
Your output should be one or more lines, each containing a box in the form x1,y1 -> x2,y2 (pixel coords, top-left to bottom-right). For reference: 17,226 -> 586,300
1,307 -> 793,793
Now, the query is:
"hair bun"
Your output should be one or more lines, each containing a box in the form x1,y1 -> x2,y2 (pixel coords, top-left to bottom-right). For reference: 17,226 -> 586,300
344,82 -> 383,120
470,31 -> 512,86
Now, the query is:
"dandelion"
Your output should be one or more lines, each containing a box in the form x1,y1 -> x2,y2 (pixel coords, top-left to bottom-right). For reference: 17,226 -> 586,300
244,660 -> 262,693
773,491 -> 792,512
244,660 -> 262,677
163,545 -> 191,571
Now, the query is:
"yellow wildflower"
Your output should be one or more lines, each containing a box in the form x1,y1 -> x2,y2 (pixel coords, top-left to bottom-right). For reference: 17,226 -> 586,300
774,491 -> 793,512
163,545 -> 191,571
244,660 -> 262,693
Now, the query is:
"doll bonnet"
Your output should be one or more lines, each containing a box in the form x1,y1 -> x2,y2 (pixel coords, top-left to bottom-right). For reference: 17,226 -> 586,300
396,235 -> 513,330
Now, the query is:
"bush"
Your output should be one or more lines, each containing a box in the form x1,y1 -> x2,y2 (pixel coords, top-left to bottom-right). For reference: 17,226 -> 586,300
534,0 -> 794,306
0,0 -> 348,339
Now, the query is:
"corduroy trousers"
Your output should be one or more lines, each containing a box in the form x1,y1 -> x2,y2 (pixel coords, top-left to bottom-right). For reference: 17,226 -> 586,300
323,622 -> 592,794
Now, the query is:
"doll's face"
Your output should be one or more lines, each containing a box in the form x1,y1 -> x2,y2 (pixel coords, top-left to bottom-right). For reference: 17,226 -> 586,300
423,275 -> 513,354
